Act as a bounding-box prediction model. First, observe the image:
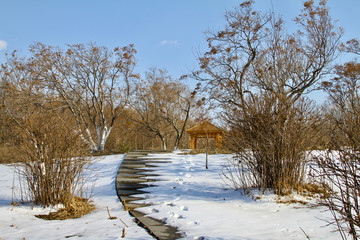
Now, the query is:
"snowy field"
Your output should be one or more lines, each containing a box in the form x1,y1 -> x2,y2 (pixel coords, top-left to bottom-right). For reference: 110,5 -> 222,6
0,152 -> 340,239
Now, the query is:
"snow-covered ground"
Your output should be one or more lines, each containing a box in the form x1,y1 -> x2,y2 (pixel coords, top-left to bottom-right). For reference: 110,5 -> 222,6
0,154 -> 150,240
0,152 -> 340,240
137,152 -> 340,240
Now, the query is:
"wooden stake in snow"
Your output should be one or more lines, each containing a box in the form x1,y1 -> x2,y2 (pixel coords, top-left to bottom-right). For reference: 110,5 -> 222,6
121,228 -> 126,238
107,206 -> 117,220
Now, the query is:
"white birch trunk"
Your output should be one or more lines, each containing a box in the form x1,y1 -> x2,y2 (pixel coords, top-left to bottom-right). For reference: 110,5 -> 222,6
96,126 -> 102,151
85,128 -> 97,151
99,126 -> 112,152
161,137 -> 167,151
94,125 -> 112,152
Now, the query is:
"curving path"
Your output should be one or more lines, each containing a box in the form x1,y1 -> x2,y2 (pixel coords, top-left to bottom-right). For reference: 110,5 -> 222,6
116,151 -> 183,240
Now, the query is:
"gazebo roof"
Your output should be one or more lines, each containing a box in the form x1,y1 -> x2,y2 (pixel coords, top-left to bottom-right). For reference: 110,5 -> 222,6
186,121 -> 223,135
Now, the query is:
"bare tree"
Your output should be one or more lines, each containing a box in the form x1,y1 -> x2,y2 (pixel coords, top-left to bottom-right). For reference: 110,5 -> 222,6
161,80 -> 199,150
130,67 -> 171,150
6,42 -> 138,152
193,0 -> 270,106
194,0 -> 342,194
131,67 -> 199,150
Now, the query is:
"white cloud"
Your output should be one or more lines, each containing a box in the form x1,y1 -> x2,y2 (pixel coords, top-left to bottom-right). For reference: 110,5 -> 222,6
160,40 -> 180,46
0,40 -> 7,50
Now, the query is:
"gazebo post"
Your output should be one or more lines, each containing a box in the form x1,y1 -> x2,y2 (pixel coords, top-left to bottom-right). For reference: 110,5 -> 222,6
190,135 -> 197,150
216,133 -> 223,149
190,135 -> 194,150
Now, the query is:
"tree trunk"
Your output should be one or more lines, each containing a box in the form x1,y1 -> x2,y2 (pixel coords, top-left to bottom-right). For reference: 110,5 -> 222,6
173,133 -> 180,151
160,136 -> 167,151
94,125 -> 112,152
100,126 -> 112,152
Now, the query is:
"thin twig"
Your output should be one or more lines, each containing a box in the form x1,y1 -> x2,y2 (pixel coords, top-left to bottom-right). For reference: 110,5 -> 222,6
119,217 -> 129,228
299,227 -> 311,239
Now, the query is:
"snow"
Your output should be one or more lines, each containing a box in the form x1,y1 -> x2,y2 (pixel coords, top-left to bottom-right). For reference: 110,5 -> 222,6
0,154 -> 150,240
137,152 -> 340,240
0,152 -> 341,240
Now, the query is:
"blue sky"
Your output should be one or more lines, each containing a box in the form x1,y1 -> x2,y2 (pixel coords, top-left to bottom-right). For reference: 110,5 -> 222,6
1,0 -> 359,96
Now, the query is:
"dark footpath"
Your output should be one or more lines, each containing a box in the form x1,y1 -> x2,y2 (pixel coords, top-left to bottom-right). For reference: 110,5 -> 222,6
116,151 -> 183,240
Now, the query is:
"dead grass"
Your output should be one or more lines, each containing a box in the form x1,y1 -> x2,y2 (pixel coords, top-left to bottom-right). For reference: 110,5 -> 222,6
275,183 -> 331,205
297,183 -> 331,199
276,198 -> 308,205
35,197 -> 95,220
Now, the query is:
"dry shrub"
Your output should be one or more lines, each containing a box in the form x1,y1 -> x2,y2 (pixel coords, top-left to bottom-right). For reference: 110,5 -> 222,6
311,61 -> 360,239
222,155 -> 258,191
223,95 -> 321,195
12,109 -> 93,213
312,150 -> 360,239
0,110 -> 23,163
2,48 -> 95,218
0,145 -> 19,163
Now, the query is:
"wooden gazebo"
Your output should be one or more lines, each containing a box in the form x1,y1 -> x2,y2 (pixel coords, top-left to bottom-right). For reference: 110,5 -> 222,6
186,121 -> 224,150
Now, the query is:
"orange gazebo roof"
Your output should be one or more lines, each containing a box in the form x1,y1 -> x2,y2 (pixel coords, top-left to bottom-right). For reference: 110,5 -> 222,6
186,121 -> 223,135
